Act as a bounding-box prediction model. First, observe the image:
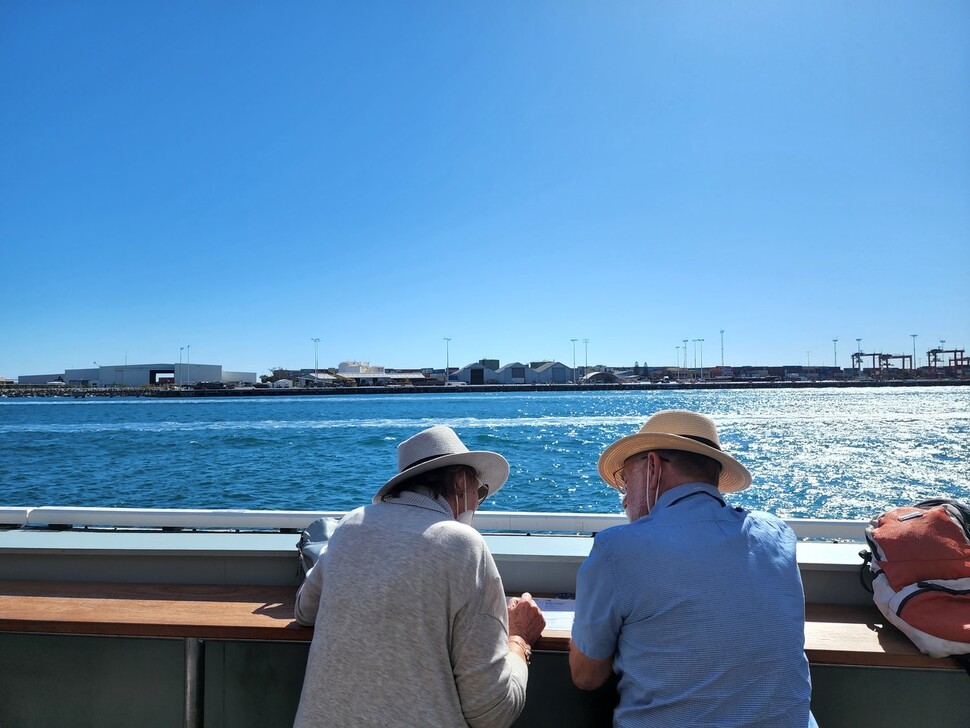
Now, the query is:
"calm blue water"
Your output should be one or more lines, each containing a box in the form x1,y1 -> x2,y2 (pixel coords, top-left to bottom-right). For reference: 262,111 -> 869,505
1,388 -> 968,519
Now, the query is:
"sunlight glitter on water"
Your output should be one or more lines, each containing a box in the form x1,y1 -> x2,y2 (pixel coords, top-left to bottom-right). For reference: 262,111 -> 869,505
1,387 -> 967,519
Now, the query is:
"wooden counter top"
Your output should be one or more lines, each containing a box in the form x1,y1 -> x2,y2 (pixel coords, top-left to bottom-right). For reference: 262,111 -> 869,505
0,580 -> 960,671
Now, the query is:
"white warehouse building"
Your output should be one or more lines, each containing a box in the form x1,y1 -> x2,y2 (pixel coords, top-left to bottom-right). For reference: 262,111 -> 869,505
20,363 -> 257,387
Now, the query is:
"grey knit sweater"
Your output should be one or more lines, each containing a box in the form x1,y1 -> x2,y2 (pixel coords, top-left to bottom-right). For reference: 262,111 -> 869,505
293,491 -> 529,727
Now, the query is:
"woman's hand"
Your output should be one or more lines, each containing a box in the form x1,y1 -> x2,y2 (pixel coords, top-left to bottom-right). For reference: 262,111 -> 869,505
507,592 -> 545,646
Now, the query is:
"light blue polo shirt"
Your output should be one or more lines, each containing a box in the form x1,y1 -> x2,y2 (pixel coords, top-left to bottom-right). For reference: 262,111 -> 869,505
572,482 -> 813,728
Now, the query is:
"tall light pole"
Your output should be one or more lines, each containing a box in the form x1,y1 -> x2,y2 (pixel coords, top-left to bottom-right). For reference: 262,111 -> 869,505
833,338 -> 838,367
583,338 -> 589,370
676,345 -> 681,372
311,337 -> 320,384
444,338 -> 451,382
698,338 -> 705,380
911,334 -> 917,369
682,339 -> 688,369
571,339 -> 578,382
856,338 -> 862,353
720,329 -> 724,367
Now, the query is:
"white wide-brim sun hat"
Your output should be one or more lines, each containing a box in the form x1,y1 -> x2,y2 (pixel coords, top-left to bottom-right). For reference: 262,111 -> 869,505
598,410 -> 752,493
373,425 -> 510,503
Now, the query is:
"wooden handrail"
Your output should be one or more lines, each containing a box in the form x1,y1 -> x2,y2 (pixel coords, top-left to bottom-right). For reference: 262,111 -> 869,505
0,580 -> 961,671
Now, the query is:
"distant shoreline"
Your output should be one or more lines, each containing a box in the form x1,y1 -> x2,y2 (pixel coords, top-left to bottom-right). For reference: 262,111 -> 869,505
2,378 -> 967,399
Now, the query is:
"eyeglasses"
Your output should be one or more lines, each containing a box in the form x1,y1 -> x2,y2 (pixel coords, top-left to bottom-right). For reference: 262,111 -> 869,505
613,452 -> 668,493
477,482 -> 490,505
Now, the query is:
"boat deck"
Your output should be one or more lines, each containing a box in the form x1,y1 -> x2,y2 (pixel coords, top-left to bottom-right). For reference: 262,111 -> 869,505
1,510 -> 968,727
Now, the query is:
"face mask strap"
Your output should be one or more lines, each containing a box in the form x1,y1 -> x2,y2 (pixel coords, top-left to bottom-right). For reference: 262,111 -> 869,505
646,457 -> 662,515
454,471 -> 472,521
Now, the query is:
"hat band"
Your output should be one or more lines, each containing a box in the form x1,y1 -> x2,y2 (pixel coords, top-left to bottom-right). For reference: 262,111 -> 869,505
400,452 -> 452,473
679,434 -> 721,451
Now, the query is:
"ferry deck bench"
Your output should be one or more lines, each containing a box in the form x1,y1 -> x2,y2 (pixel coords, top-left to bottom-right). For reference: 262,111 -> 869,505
0,580 -> 962,727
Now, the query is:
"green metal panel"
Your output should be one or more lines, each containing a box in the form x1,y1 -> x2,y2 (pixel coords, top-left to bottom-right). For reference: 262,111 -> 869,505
809,664 -> 970,728
205,641 -> 309,728
0,633 -> 183,728
514,651 -> 618,726
2,633 -> 966,728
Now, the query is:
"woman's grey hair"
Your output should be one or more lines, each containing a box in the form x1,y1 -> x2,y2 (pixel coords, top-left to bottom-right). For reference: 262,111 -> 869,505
384,463 -> 477,501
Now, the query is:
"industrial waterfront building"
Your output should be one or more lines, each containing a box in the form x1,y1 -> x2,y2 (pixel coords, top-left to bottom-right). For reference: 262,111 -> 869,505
13,346 -> 966,391
17,363 -> 257,388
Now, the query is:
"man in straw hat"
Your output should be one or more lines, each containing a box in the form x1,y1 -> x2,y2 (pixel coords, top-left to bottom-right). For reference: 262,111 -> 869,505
569,410 -> 816,727
294,425 -> 545,728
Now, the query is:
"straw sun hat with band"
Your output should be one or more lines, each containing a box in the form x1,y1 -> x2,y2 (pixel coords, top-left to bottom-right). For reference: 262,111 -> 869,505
598,410 -> 752,494
373,425 -> 510,504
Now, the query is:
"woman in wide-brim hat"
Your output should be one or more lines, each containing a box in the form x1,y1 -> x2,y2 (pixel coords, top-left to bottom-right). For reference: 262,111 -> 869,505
294,425 -> 545,728
372,424 -> 510,507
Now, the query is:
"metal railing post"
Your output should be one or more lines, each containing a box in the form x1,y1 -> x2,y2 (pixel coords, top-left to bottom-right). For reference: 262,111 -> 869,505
184,637 -> 205,727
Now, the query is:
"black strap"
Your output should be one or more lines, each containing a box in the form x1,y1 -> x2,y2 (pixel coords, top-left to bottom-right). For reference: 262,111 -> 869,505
858,550 -> 875,594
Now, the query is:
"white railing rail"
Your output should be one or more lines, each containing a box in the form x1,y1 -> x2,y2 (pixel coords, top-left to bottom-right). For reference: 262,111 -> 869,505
0,505 -> 868,541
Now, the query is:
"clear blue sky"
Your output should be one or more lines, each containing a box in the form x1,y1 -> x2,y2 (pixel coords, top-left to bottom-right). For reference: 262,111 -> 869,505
2,1 -> 967,378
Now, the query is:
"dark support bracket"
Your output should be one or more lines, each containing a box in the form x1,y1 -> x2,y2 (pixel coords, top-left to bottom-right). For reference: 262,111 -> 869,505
184,637 -> 205,728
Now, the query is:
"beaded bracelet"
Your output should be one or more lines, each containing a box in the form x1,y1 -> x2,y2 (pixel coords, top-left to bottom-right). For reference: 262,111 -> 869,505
509,635 -> 532,665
